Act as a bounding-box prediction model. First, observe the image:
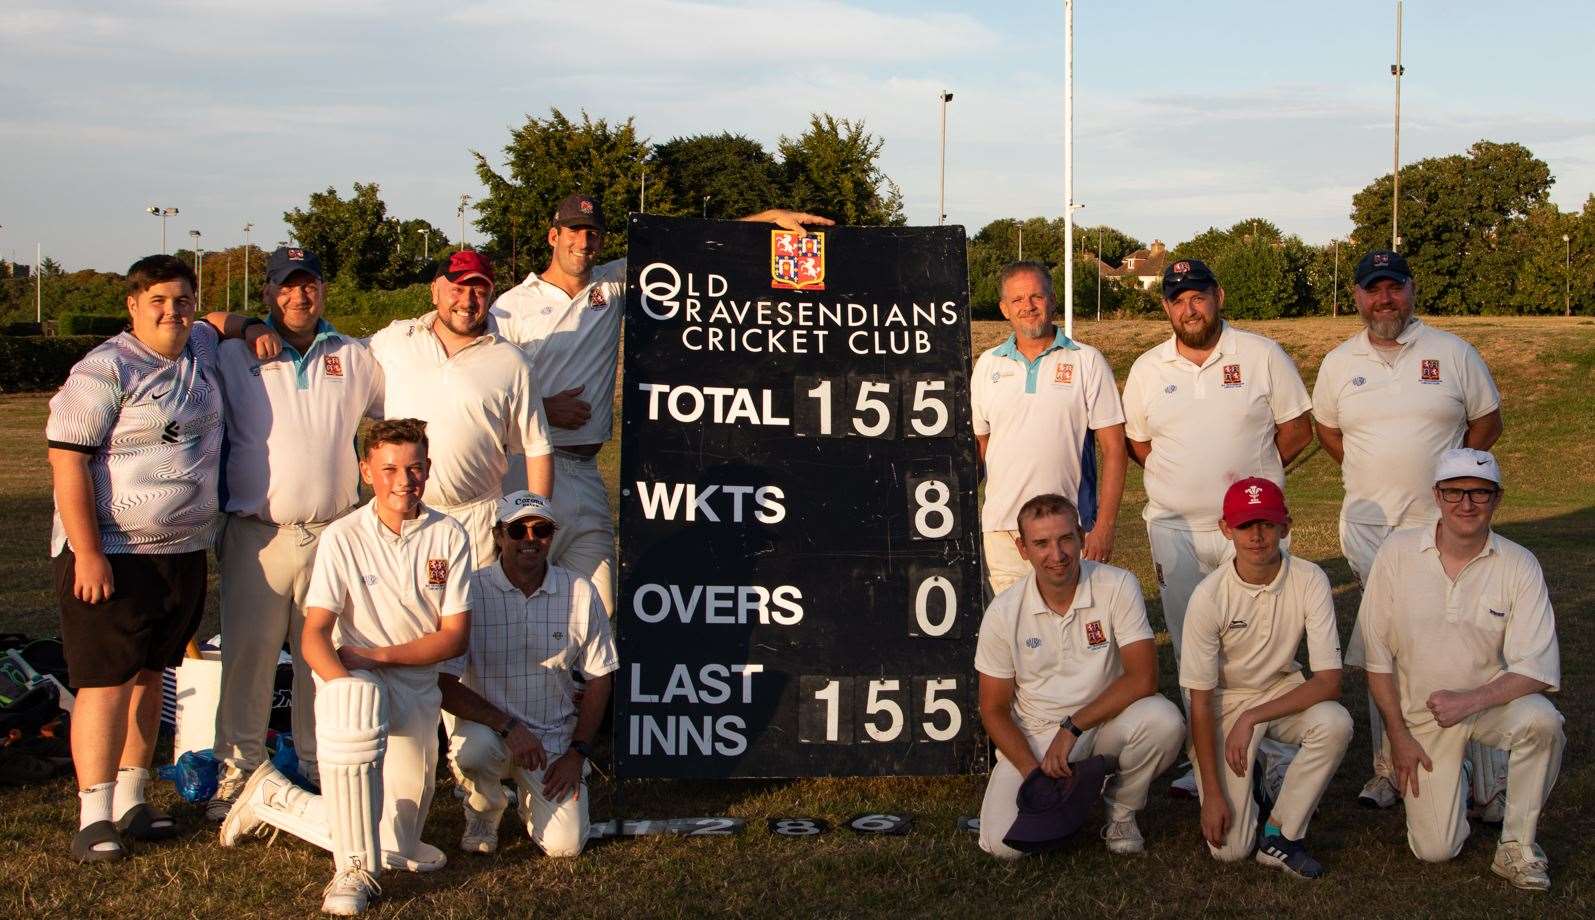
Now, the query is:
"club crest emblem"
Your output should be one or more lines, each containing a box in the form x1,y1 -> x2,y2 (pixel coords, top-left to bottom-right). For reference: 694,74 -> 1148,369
1025,637 -> 1041,649
1222,364 -> 1243,387
1245,484 -> 1264,504
1055,363 -> 1074,385
1172,261 -> 1191,274
323,355 -> 343,378
588,285 -> 607,309
771,230 -> 825,291
1421,359 -> 1441,383
287,248 -> 305,261
1084,620 -> 1107,648
427,559 -> 448,586
1372,253 -> 1390,267
578,198 -> 594,214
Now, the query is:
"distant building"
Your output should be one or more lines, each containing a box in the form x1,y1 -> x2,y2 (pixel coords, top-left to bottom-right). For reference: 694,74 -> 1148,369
2,260 -> 30,279
1091,240 -> 1168,291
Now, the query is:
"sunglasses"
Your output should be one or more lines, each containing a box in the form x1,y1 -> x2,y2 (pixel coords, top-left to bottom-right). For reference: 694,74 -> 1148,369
504,520 -> 556,540
1436,487 -> 1500,504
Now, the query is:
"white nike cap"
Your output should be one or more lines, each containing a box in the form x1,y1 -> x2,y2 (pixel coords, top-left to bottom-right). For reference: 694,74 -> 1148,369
1434,447 -> 1501,485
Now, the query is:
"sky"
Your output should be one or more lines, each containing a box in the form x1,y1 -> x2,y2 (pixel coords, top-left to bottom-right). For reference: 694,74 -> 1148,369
3,0 -> 1593,272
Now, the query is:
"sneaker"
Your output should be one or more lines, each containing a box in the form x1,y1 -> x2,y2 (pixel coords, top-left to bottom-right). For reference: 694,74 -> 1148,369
207,766 -> 248,823
1491,842 -> 1550,891
1256,832 -> 1325,879
1168,767 -> 1199,800
218,762 -> 285,846
1101,814 -> 1144,855
460,807 -> 501,854
1357,774 -> 1399,809
321,862 -> 381,916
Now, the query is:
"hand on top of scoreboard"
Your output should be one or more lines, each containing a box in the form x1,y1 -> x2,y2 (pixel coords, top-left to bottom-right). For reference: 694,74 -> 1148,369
737,209 -> 836,233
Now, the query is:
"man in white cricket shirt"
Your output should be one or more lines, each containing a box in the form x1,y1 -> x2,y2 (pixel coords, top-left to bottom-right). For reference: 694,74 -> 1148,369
1360,448 -> 1562,891
209,246 -> 384,819
1313,248 -> 1506,812
221,419 -> 472,915
439,491 -> 617,857
971,261 -> 1127,595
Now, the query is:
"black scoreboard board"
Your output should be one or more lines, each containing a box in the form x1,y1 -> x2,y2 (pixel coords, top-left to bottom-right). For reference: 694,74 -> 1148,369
616,215 -> 983,779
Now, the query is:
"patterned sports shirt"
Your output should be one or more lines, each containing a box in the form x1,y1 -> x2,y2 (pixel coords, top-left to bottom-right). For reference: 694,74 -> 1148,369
47,322 -> 223,555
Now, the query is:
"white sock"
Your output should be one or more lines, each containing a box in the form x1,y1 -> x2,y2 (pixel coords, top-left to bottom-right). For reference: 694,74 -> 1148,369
79,781 -> 121,852
113,767 -> 150,821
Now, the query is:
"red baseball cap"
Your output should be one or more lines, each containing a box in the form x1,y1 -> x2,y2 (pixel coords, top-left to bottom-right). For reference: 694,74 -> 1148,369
1222,477 -> 1289,527
435,249 -> 494,286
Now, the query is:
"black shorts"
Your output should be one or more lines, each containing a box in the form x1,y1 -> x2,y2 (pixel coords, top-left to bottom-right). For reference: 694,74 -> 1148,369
54,548 -> 207,688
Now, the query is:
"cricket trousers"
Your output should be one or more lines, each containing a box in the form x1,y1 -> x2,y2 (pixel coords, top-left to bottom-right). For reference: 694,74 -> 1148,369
445,715 -> 590,857
434,496 -> 497,572
548,450 -> 615,617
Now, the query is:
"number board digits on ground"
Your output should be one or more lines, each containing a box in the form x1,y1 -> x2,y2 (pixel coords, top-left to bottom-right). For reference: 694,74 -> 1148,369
617,215 -> 983,778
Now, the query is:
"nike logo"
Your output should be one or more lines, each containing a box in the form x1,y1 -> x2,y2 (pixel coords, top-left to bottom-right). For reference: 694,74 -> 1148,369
152,389 -> 170,399
1476,459 -> 1490,465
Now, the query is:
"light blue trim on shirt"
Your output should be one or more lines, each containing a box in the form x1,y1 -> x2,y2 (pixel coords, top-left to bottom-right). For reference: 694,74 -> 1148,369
266,316 -> 339,390
991,325 -> 1079,394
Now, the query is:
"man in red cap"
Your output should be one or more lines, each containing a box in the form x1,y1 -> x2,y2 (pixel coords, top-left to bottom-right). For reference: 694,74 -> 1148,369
368,249 -> 553,567
1179,477 -> 1350,878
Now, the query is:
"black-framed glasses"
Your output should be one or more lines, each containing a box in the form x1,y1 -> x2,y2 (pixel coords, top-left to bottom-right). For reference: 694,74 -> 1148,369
505,520 -> 556,540
1437,487 -> 1500,504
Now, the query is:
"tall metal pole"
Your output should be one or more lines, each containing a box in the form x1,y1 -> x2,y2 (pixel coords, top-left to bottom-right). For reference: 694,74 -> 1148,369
243,223 -> 253,309
1565,234 -> 1573,317
190,230 -> 203,309
1332,239 -> 1340,316
1063,0 -> 1075,339
225,256 -> 231,310
1392,0 -> 1404,251
458,194 -> 471,247
640,171 -> 648,213
938,91 -> 953,225
1017,224 -> 1023,261
35,242 -> 42,323
1096,226 -> 1103,321
148,206 -> 179,253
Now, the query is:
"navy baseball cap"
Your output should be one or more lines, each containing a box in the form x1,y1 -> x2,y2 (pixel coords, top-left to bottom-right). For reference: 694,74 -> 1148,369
1354,249 -> 1412,287
1002,754 -> 1118,854
552,193 -> 605,232
1162,259 -> 1218,299
265,247 -> 323,286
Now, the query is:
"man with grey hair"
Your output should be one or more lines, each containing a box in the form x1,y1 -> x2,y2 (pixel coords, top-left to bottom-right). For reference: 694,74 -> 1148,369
970,261 -> 1127,596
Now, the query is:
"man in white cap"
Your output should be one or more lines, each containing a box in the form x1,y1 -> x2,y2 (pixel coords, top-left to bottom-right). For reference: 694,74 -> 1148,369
1313,248 -> 1505,811
1359,448 -> 1563,891
438,490 -> 617,858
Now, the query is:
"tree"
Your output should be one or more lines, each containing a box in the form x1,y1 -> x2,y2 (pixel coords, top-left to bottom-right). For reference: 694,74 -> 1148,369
1172,219 -> 1311,319
38,257 -> 64,278
777,114 -> 905,226
283,183 -> 412,289
472,109 -> 655,268
653,133 -> 781,220
1351,140 -> 1553,314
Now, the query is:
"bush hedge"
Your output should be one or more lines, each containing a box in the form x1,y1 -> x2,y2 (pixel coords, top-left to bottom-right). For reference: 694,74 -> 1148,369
0,336 -> 104,393
2,322 -> 44,336
56,314 -> 128,336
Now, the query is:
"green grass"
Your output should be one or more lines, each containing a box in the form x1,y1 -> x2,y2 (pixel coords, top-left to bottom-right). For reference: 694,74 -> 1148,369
2,316 -> 1592,918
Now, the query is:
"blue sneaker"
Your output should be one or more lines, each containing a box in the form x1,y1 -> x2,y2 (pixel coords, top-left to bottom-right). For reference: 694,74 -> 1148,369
1256,833 -> 1324,879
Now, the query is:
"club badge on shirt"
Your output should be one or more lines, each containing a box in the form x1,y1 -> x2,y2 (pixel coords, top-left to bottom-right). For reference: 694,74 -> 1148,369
1222,364 -> 1244,388
324,355 -> 344,378
1054,363 -> 1074,385
427,559 -> 448,587
1421,359 -> 1441,383
588,286 -> 608,310
1084,620 -> 1107,648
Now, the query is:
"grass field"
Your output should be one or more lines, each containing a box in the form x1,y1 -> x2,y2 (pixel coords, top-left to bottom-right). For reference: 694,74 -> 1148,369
1,315 -> 1591,918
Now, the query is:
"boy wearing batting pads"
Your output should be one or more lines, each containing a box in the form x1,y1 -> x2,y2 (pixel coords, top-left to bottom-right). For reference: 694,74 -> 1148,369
1181,478 -> 1350,878
221,419 -> 471,915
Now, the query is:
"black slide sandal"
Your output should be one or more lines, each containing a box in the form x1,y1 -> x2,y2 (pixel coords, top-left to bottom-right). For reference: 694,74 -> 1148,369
115,802 -> 180,841
71,820 -> 127,862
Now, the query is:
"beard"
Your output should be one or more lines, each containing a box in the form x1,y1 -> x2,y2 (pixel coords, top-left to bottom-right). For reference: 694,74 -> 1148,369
1365,311 -> 1410,342
1170,312 -> 1221,350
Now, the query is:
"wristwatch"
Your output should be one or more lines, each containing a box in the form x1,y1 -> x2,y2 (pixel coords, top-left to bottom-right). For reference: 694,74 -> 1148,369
494,718 -> 519,739
1060,716 -> 1083,738
570,739 -> 594,760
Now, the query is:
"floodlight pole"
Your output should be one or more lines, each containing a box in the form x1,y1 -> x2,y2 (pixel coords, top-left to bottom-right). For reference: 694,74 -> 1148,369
1565,233 -> 1573,316
147,205 -> 180,253
243,223 -> 254,309
938,91 -> 953,225
1332,239 -> 1340,316
190,230 -> 203,309
36,242 -> 42,322
458,194 -> 471,247
1096,226 -> 1103,321
1063,0 -> 1075,339
1391,0 -> 1404,251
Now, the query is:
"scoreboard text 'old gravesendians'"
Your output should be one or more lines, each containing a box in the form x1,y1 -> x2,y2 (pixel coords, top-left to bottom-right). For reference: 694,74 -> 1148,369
616,215 -> 984,778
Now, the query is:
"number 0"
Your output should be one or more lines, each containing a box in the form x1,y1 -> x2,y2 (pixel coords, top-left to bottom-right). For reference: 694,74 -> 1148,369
913,576 -> 956,637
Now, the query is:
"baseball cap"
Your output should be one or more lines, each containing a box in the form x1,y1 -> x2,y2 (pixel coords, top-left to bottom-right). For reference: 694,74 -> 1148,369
1354,249 -> 1412,288
552,193 -> 605,232
435,249 -> 494,286
1002,755 -> 1118,854
1162,259 -> 1217,299
1222,477 -> 1289,528
496,490 -> 559,527
1433,447 -> 1501,485
265,247 -> 323,286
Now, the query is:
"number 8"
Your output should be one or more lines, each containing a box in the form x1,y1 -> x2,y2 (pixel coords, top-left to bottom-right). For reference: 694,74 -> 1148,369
775,819 -> 821,836
913,480 -> 953,538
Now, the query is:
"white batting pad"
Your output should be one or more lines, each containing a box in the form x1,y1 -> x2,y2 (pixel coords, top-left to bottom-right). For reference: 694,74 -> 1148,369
315,676 -> 387,874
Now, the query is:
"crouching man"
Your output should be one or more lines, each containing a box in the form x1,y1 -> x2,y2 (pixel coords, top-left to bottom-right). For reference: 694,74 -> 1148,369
976,494 -> 1184,858
221,419 -> 472,916
438,491 -> 617,857
1361,448 -> 1564,890
1181,478 -> 1351,878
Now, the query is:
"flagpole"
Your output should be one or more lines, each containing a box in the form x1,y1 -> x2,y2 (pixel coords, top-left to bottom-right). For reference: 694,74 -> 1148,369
1063,0 -> 1075,340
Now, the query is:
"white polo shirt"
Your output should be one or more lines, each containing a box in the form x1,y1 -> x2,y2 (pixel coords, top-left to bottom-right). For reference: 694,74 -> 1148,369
1122,323 -> 1311,531
368,313 -> 551,508
216,319 -> 384,524
46,323 -> 223,556
974,562 -> 1156,735
1358,526 -> 1560,732
1312,319 -> 1500,527
971,327 -> 1125,533
305,501 -> 472,652
440,563 -> 618,755
1179,555 -> 1341,703
491,259 -> 625,447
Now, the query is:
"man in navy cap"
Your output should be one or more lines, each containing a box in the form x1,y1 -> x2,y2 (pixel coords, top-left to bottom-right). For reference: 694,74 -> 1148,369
209,246 -> 386,818
1312,249 -> 1505,812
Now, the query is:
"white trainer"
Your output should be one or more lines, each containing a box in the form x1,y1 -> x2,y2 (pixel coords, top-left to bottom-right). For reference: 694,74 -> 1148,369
1357,774 -> 1399,809
321,862 -> 381,915
219,762 -> 292,846
1491,842 -> 1550,891
207,767 -> 248,822
1101,814 -> 1145,855
460,807 -> 502,854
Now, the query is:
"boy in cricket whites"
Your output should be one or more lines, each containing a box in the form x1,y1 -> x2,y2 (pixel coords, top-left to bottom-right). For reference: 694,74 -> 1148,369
220,418 -> 471,915
1181,477 -> 1351,878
